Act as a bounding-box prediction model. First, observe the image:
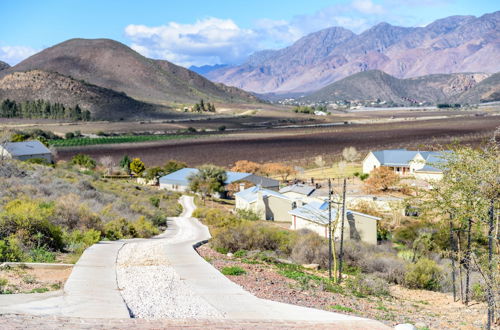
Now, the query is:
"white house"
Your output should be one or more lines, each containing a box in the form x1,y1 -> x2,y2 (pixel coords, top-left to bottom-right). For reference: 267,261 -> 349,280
0,141 -> 52,162
235,185 -> 294,221
362,149 -> 420,176
289,200 -> 381,245
159,168 -> 279,192
362,149 -> 449,180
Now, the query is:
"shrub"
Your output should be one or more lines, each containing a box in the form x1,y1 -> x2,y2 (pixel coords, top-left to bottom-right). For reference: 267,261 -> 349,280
0,236 -> 27,262
63,229 -> 101,254
103,218 -> 136,240
404,258 -> 443,291
236,208 -> 261,221
28,247 -> 56,263
71,154 -> 96,169
149,196 -> 160,208
471,282 -> 487,302
360,255 -> 407,284
221,266 -> 246,276
132,216 -> 159,238
290,230 -> 329,268
346,274 -> 390,297
364,166 -> 399,192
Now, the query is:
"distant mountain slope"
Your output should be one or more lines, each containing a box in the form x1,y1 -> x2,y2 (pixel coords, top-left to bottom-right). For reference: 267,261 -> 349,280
301,70 -> 494,105
189,64 -> 228,76
3,38 -> 258,105
457,72 -> 500,103
207,11 -> 500,94
0,70 -> 154,120
0,61 -> 9,71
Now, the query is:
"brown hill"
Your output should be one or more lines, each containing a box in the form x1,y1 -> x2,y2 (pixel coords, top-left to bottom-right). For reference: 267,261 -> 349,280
301,70 -> 494,105
207,11 -> 500,94
4,38 -> 258,106
0,70 -> 155,120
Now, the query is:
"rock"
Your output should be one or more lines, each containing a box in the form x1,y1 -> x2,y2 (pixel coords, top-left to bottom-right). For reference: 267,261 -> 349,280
394,324 -> 416,330
226,252 -> 233,257
414,322 -> 426,328
302,264 -> 319,270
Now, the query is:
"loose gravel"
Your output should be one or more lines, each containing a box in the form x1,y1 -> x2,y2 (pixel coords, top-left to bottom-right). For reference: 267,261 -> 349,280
116,238 -> 222,319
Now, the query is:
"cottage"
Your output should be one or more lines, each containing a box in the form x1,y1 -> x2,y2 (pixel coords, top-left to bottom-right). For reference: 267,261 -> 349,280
0,141 -> 52,162
410,151 -> 448,181
235,185 -> 294,221
159,168 -> 279,192
362,149 -> 419,176
289,200 -> 381,245
362,149 -> 449,180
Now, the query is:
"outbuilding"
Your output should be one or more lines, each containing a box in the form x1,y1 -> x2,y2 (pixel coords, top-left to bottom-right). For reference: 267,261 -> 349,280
289,200 -> 381,245
0,140 -> 52,162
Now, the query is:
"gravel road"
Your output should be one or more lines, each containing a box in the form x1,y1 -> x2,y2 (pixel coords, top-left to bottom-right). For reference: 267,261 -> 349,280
116,232 -> 222,319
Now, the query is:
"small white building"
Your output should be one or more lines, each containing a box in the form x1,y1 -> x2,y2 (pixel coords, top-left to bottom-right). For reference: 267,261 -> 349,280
235,185 -> 294,221
289,200 -> 381,245
0,140 -> 52,162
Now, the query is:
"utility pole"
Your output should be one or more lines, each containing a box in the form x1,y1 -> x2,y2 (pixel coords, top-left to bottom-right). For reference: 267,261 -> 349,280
338,177 -> 347,283
328,178 -> 332,280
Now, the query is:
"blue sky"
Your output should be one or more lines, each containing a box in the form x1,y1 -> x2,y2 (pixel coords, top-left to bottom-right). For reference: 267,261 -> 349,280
0,0 -> 498,66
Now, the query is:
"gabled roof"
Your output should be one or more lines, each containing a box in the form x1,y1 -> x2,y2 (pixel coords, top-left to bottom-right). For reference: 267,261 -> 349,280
235,185 -> 290,204
370,149 -> 419,167
159,168 -> 263,186
289,201 -> 381,225
2,141 -> 51,156
280,184 -> 315,196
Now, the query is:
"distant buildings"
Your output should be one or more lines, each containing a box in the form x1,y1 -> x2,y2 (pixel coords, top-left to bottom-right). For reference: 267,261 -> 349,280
0,141 -> 52,162
159,168 -> 279,192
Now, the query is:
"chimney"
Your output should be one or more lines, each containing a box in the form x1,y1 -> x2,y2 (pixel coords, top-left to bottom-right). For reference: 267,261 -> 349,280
239,183 -> 245,191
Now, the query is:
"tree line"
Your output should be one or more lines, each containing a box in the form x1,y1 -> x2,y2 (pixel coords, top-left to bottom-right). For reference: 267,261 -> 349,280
0,99 -> 91,121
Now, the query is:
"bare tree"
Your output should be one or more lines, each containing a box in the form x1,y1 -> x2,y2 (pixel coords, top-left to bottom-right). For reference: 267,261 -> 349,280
99,156 -> 115,175
342,146 -> 360,162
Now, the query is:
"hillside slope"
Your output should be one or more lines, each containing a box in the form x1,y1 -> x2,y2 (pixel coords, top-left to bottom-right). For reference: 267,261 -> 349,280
3,38 -> 258,105
0,61 -> 9,71
0,70 -> 155,120
301,70 -> 494,105
207,11 -> 500,94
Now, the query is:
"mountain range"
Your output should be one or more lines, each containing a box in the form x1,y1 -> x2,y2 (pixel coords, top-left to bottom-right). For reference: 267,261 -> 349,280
206,11 -> 500,95
0,39 -> 258,119
301,70 -> 499,105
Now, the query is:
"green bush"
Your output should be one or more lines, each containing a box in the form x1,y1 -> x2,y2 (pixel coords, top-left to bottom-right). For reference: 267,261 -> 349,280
221,266 -> 246,276
471,282 -> 487,302
404,258 -> 443,291
28,247 -> 56,263
132,216 -> 159,238
0,236 -> 27,262
103,218 -> 136,240
233,250 -> 248,257
236,208 -> 261,221
63,229 -> 101,254
149,196 -> 160,208
71,154 -> 96,169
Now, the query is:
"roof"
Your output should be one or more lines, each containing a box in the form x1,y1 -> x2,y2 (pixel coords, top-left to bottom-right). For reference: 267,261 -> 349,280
159,168 -> 199,186
2,141 -> 51,156
289,200 -> 337,225
159,168 -> 271,186
370,149 -> 419,167
280,184 -> 315,196
415,165 -> 442,173
289,201 -> 381,225
235,185 -> 290,204
414,151 -> 450,173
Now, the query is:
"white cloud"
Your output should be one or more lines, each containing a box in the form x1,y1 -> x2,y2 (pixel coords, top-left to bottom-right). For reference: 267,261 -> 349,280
125,17 -> 259,67
0,45 -> 37,65
352,0 -> 385,14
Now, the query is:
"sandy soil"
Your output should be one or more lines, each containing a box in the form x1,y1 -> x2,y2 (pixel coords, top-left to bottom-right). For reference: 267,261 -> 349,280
0,265 -> 72,294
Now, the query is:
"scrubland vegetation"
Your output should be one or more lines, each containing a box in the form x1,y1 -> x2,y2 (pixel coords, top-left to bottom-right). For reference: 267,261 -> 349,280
0,159 -> 181,264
